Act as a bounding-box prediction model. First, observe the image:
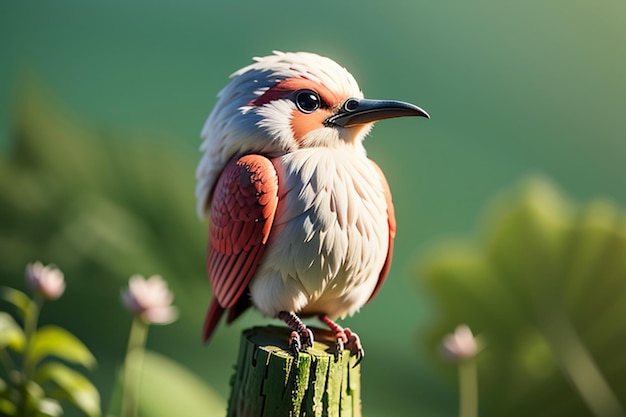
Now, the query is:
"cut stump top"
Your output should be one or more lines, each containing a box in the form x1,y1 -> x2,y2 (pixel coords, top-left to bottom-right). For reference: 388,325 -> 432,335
227,326 -> 362,417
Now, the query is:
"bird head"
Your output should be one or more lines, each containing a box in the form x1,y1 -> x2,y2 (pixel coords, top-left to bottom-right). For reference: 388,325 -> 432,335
196,51 -> 429,216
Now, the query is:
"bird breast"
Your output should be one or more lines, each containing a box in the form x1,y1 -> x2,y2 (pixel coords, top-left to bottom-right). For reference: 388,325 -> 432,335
248,147 -> 390,319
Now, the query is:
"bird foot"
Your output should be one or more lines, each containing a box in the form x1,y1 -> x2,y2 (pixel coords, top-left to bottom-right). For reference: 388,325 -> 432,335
287,328 -> 314,358
319,315 -> 365,366
278,311 -> 314,361
343,328 -> 364,366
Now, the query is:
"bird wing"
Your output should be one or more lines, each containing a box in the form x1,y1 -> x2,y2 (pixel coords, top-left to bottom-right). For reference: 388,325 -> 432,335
366,160 -> 397,303
202,154 -> 279,342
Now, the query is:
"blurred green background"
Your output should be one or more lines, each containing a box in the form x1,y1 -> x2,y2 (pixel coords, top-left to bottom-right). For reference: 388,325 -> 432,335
1,1 -> 625,416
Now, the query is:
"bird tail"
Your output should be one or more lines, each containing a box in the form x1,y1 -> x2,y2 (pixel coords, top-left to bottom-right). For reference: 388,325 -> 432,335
202,297 -> 225,343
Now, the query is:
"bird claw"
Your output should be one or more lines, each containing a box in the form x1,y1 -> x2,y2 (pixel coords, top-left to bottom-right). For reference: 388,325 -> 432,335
279,311 -> 314,362
287,327 -> 314,361
332,328 -> 364,366
334,335 -> 345,360
344,328 -> 365,367
281,312 -> 364,365
288,330 -> 302,359
319,315 -> 364,366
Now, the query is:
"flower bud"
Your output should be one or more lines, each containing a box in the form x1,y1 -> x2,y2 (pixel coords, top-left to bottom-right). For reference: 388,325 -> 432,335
121,274 -> 178,325
441,324 -> 478,362
25,261 -> 66,300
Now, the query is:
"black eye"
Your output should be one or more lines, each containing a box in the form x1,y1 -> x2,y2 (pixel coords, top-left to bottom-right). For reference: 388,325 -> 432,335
295,90 -> 321,113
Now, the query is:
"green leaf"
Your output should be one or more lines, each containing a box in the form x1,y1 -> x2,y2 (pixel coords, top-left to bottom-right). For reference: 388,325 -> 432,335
0,312 -> 25,352
0,397 -> 17,416
139,351 -> 225,417
36,398 -> 63,417
35,363 -> 101,417
419,177 -> 626,417
103,367 -> 123,417
105,350 -> 225,417
29,326 -> 96,369
1,287 -> 33,322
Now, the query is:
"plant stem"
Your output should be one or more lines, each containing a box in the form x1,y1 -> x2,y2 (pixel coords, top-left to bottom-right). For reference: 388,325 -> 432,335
121,318 -> 149,417
22,293 -> 43,375
540,310 -> 624,417
19,292 -> 44,416
458,359 -> 478,417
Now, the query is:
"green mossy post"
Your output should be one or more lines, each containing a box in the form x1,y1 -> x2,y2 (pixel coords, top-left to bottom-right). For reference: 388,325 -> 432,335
227,326 -> 362,417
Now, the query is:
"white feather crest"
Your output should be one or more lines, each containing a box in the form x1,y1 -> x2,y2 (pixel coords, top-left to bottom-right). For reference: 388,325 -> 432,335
195,51 -> 363,218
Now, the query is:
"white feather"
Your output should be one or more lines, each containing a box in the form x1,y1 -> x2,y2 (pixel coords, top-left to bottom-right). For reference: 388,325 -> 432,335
249,147 -> 388,319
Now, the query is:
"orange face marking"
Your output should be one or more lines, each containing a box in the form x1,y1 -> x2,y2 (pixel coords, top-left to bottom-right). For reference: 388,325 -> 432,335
249,77 -> 349,143
290,107 -> 335,142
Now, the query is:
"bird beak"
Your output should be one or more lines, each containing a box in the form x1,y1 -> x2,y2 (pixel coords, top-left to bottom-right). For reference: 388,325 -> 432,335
324,98 -> 430,128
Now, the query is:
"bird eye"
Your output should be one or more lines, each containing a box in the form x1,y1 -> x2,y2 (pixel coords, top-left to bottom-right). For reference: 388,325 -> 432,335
295,90 -> 321,113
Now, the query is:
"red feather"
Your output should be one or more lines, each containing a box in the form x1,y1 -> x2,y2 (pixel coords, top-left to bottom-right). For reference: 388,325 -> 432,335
202,154 -> 279,342
366,160 -> 397,303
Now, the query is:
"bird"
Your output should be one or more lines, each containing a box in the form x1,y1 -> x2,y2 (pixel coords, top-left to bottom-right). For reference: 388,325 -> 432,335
196,51 -> 429,362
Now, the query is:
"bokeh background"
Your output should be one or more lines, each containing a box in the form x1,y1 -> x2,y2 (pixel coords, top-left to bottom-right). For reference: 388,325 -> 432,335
1,1 -> 625,416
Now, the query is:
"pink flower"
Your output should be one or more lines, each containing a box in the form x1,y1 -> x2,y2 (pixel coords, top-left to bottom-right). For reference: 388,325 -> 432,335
121,275 -> 178,325
441,324 -> 478,362
25,261 -> 66,300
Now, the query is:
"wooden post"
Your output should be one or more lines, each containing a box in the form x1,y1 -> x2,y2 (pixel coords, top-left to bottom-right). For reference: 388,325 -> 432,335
227,326 -> 362,417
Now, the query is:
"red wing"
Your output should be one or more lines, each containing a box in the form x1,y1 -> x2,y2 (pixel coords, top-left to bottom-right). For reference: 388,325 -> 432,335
366,160 -> 397,303
203,154 -> 278,342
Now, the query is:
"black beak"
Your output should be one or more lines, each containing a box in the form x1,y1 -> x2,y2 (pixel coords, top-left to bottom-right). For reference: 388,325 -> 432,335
324,98 -> 430,128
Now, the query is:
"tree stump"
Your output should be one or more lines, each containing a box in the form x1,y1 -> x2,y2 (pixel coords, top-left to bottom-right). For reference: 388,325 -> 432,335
227,326 -> 362,417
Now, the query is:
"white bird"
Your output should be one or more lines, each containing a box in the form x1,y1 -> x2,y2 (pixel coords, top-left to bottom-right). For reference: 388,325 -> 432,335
196,51 -> 428,361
